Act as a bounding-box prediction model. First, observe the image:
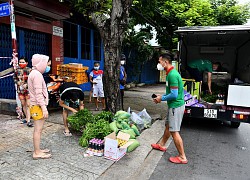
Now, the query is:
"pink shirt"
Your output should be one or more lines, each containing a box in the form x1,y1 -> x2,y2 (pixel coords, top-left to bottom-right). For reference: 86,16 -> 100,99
28,69 -> 48,111
28,54 -> 49,112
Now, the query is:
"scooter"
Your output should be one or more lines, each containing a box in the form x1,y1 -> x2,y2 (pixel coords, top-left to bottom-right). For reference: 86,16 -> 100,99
47,75 -> 64,108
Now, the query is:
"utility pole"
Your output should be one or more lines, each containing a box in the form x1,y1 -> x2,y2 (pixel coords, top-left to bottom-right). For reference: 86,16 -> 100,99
9,0 -> 21,107
9,0 -> 18,69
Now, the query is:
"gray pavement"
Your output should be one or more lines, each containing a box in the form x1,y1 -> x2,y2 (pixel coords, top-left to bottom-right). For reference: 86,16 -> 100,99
0,84 -> 167,180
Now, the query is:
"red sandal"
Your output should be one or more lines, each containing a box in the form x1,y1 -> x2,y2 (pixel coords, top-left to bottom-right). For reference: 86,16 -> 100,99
151,143 -> 167,152
169,156 -> 188,164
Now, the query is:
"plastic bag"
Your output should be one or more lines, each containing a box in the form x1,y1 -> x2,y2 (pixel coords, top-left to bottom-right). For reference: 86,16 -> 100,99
127,107 -> 131,114
138,108 -> 152,128
130,112 -> 144,131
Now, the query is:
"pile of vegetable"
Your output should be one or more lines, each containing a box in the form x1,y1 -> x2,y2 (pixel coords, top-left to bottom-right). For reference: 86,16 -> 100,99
201,83 -> 227,103
79,119 -> 112,147
110,110 -> 141,152
202,94 -> 217,103
67,109 -> 95,132
67,109 -> 114,147
68,109 -> 142,152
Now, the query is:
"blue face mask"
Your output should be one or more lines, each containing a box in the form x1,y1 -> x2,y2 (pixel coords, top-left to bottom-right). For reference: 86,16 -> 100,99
44,66 -> 51,73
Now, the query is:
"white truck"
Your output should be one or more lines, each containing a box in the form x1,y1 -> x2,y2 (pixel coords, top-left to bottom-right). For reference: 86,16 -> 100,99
175,25 -> 250,128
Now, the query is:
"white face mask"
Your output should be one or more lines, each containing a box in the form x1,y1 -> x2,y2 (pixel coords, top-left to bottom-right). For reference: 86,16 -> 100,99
121,61 -> 125,65
157,63 -> 164,71
94,66 -> 100,70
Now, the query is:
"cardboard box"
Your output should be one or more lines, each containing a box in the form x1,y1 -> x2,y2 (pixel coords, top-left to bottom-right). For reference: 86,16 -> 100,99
104,132 -> 133,161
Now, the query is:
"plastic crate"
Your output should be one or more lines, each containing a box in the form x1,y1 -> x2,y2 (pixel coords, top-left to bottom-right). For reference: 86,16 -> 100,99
182,78 -> 201,99
64,77 -> 73,82
71,72 -> 87,79
69,63 -> 83,68
57,64 -> 61,71
69,67 -> 88,73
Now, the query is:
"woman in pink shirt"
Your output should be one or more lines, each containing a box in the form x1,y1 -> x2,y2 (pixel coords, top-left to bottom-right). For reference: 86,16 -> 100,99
28,54 -> 51,159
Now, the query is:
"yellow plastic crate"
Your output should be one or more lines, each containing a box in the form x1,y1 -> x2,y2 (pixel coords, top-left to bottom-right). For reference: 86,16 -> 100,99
71,72 -> 87,78
69,63 -> 83,68
69,67 -> 86,73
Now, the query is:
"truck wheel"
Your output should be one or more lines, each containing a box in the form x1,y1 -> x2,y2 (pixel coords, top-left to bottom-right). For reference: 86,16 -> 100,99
230,122 -> 241,128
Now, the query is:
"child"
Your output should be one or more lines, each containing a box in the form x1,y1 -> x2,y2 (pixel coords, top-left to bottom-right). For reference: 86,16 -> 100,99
13,57 -> 33,127
59,82 -> 85,136
28,54 -> 51,160
89,62 -> 106,111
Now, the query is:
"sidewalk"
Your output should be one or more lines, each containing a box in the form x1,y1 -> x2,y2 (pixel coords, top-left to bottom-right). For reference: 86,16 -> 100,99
0,84 -> 167,180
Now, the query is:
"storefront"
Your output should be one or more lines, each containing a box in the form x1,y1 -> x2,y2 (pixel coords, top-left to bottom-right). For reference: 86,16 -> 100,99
0,0 -> 104,98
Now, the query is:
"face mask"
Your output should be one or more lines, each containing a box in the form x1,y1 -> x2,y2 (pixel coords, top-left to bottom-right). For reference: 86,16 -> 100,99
19,64 -> 27,69
121,61 -> 125,65
94,66 -> 100,70
44,66 -> 51,73
157,63 -> 164,71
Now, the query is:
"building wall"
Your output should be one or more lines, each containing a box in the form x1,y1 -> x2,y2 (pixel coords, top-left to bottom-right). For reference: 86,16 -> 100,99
63,20 -> 104,91
0,0 -> 69,99
1,13 -> 64,75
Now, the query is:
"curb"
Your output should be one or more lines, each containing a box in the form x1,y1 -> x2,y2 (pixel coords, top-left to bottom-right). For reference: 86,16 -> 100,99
98,119 -> 169,180
0,99 -> 17,116
130,138 -> 172,180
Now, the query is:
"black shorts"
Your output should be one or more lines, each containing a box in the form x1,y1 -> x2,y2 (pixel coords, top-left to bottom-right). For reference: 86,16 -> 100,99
187,66 -> 203,82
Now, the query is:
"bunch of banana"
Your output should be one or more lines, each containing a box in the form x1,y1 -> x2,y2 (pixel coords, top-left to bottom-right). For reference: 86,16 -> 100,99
117,138 -> 127,147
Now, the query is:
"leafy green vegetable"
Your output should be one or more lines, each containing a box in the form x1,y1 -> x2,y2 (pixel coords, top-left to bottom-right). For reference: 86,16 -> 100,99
79,137 -> 88,147
94,111 -> 114,123
202,94 -> 217,103
79,119 -> 112,147
68,109 -> 94,132
201,83 -> 227,103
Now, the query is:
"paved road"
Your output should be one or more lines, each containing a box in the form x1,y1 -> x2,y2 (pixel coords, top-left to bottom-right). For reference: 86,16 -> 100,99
150,119 -> 250,180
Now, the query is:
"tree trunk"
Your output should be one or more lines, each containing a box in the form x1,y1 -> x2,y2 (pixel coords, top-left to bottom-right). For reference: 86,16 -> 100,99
103,40 -> 122,113
91,0 -> 132,113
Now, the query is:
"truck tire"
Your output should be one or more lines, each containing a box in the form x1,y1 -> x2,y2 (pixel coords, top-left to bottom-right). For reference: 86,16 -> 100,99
230,122 -> 241,128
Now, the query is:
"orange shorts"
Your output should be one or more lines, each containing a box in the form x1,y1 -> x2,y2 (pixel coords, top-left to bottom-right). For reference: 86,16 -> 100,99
30,105 -> 43,120
18,93 -> 30,100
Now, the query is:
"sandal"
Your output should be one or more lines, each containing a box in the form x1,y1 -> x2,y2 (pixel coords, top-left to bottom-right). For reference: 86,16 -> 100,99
95,108 -> 99,111
169,156 -> 188,164
33,153 -> 52,160
27,122 -> 34,127
21,120 -> 27,124
151,143 -> 167,152
63,131 -> 72,137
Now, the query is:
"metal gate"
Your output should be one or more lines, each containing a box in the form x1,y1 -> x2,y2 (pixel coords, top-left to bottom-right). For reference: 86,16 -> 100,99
24,30 -> 49,64
0,24 -> 49,99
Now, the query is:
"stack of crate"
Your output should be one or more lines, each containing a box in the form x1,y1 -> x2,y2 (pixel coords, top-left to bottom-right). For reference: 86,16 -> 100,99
57,63 -> 89,84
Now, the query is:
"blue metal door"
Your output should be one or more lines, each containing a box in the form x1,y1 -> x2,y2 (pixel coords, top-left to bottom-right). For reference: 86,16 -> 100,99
24,30 -> 49,64
0,24 -> 18,99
